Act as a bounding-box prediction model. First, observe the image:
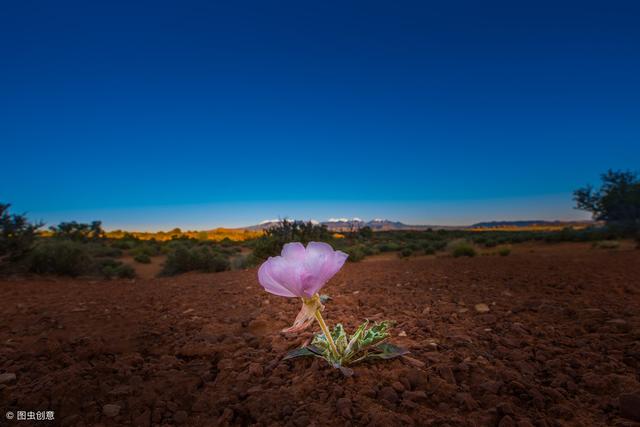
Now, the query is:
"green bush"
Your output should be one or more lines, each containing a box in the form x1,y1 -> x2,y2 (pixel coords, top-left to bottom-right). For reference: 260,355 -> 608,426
399,248 -> 413,258
424,246 -> 436,255
161,245 -> 230,276
453,245 -> 476,257
1,203 -> 42,269
376,242 -> 400,252
111,240 -> 134,250
484,239 -> 498,248
101,262 -> 136,279
29,241 -> 91,276
231,253 -> 259,270
134,253 -> 151,264
130,243 -> 160,257
498,247 -> 511,256
346,246 -> 365,262
448,239 -> 476,258
252,220 -> 332,260
86,243 -> 122,258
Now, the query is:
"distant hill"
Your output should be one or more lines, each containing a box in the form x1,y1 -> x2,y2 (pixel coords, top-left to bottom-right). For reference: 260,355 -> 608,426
245,218 -> 594,232
245,218 -> 442,232
470,220 -> 593,230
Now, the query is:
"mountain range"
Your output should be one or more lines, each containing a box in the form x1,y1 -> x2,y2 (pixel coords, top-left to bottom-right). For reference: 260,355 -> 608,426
242,219 -> 593,232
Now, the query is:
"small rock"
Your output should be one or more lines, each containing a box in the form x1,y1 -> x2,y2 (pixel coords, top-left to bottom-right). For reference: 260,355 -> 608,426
402,355 -> 425,368
391,381 -> 405,392
620,393 -> 640,421
379,386 -> 399,404
475,303 -> 490,313
103,404 -> 121,418
0,373 -> 16,384
398,331 -> 407,337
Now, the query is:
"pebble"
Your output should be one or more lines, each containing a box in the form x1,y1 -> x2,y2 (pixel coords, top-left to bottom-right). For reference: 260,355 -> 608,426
475,303 -> 491,313
0,373 -> 17,384
103,404 -> 121,417
391,381 -> 405,392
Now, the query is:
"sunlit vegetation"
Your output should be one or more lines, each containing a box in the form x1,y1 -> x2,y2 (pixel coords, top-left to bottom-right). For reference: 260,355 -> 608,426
103,227 -> 263,242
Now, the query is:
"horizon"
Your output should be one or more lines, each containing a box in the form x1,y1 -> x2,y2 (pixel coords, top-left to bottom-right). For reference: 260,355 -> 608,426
2,1 -> 638,230
25,193 -> 592,232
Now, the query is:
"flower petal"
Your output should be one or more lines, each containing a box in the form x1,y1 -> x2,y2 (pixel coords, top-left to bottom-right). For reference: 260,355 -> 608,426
267,256 -> 305,297
282,296 -> 323,333
281,242 -> 306,261
258,258 -> 298,297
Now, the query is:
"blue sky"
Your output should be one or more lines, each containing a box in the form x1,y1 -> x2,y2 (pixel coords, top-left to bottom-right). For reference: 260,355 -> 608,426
1,1 -> 638,229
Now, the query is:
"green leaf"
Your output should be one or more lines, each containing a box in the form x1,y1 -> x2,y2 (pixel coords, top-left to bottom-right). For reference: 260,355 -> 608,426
343,320 -> 369,360
360,321 -> 391,347
331,323 -> 349,353
365,343 -> 409,360
319,294 -> 332,304
283,345 -> 323,360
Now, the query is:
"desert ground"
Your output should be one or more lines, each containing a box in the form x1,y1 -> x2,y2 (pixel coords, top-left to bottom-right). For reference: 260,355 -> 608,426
1,242 -> 639,427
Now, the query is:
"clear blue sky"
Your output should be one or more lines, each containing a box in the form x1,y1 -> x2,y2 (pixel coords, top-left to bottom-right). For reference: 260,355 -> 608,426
1,1 -> 638,229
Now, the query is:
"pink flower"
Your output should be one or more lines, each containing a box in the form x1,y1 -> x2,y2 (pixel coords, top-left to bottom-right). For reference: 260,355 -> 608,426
258,242 -> 348,299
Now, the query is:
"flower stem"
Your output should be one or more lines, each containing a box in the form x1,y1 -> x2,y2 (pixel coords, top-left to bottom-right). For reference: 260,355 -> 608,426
314,309 -> 339,358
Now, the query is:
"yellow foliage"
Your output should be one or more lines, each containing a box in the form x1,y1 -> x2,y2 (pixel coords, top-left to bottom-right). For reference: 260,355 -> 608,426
103,228 -> 263,242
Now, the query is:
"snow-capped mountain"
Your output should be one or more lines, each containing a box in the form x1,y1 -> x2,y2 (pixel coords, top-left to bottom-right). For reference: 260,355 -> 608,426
244,218 -> 431,231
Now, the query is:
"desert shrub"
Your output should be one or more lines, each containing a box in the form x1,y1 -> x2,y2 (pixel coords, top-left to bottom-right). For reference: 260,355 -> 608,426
100,260 -> 136,279
29,240 -> 91,276
161,245 -> 230,276
345,246 -> 366,262
484,239 -> 498,248
453,245 -> 476,257
252,220 -> 332,260
448,239 -> 476,258
431,240 -> 447,251
574,169 -> 640,234
86,243 -> 122,258
377,242 -> 400,252
498,247 -> 511,256
0,203 -> 42,269
593,240 -> 620,249
134,253 -> 151,263
111,240 -> 134,250
424,246 -> 436,255
49,220 -> 105,241
399,248 -> 413,258
231,253 -> 259,270
130,243 -> 160,258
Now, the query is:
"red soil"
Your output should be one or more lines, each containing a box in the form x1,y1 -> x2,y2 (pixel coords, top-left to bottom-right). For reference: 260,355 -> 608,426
1,244 -> 639,426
